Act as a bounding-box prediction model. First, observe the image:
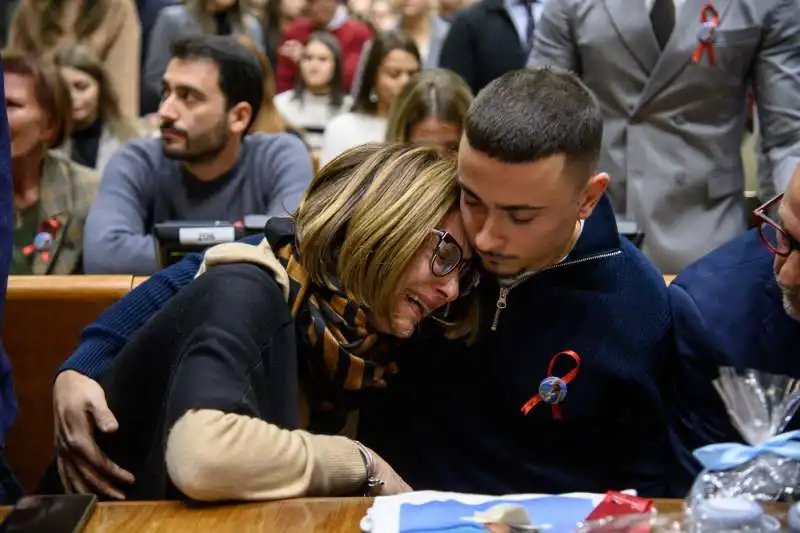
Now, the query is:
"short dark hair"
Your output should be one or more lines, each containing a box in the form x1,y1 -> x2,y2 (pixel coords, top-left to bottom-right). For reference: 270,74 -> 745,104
465,67 -> 603,182
170,35 -> 264,129
352,30 -> 420,115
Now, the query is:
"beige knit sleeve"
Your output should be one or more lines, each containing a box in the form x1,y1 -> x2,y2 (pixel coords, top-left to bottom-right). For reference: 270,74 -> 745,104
165,409 -> 367,502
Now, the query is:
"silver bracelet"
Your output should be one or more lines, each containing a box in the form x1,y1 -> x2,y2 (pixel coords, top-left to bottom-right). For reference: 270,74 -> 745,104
354,440 -> 384,496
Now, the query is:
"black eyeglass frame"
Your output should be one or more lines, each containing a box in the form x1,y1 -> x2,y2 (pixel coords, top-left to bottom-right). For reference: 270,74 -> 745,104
429,228 -> 480,295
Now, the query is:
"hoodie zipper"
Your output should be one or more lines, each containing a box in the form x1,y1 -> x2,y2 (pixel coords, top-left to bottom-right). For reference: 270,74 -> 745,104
489,249 -> 622,331
491,272 -> 536,331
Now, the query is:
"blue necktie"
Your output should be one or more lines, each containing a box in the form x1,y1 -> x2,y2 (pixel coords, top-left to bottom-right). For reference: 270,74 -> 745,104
522,0 -> 535,53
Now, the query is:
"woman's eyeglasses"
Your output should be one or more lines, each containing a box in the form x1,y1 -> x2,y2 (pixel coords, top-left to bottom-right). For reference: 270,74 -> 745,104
430,228 -> 480,296
753,193 -> 800,257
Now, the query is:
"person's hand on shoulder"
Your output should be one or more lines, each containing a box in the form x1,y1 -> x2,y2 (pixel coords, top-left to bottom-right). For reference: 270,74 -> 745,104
53,370 -> 135,499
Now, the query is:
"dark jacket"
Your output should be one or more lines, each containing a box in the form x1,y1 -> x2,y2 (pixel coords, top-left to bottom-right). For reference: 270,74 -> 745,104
358,195 -> 680,497
60,232 -> 265,380
438,0 -> 528,95
54,232 -> 297,500
0,65 -> 16,449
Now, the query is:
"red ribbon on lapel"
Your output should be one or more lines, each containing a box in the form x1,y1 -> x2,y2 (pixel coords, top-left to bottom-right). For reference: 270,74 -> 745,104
521,350 -> 581,420
22,217 -> 61,262
692,2 -> 720,66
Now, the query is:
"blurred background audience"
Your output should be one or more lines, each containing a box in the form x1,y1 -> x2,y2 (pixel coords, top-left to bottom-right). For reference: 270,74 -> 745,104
320,29 -> 418,164
55,46 -> 142,174
5,0 -> 141,120
3,51 -> 98,276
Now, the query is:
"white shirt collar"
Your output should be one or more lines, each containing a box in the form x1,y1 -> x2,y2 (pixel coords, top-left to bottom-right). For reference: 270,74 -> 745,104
497,219 -> 585,285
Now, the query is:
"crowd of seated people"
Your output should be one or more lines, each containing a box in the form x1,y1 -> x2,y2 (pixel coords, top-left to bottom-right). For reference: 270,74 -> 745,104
0,0 -> 799,519
0,23 -> 479,280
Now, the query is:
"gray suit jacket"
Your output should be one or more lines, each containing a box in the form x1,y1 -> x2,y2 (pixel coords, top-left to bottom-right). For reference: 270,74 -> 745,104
529,0 -> 800,273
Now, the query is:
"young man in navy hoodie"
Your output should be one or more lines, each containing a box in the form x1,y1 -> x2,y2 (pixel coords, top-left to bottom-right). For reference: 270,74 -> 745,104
51,68 -> 679,499
358,68 -> 678,497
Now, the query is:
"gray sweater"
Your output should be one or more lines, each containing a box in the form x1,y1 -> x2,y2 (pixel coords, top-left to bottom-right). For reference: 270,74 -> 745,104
84,133 -> 313,275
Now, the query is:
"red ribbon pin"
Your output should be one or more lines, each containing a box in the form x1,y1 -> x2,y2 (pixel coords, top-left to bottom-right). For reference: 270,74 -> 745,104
22,217 -> 61,262
520,350 -> 581,420
692,2 -> 719,66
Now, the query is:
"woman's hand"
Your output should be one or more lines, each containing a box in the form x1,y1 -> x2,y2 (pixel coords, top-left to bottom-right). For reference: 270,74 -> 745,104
53,371 -> 135,499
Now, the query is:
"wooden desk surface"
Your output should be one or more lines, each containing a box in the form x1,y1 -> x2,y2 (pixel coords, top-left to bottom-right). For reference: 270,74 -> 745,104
0,497 -> 687,532
6,275 -> 135,300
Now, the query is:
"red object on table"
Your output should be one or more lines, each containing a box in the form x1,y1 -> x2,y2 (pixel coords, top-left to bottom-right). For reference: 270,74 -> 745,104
584,491 -> 654,521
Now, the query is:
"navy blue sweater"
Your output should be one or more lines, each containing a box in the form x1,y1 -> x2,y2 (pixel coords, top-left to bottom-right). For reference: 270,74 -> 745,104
358,196 -> 679,497
669,229 -> 800,486
60,234 -> 265,378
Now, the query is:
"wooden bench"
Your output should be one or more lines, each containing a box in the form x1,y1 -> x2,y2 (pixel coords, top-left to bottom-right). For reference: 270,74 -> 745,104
3,276 -> 135,491
1,272 -> 678,492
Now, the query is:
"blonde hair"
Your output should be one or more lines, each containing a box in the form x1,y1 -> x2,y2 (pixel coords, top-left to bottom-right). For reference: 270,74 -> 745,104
54,45 -> 139,141
295,143 -> 473,337
385,69 -> 473,142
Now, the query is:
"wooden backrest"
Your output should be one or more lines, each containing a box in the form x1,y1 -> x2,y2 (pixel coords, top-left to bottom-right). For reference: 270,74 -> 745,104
2,276 -> 134,492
